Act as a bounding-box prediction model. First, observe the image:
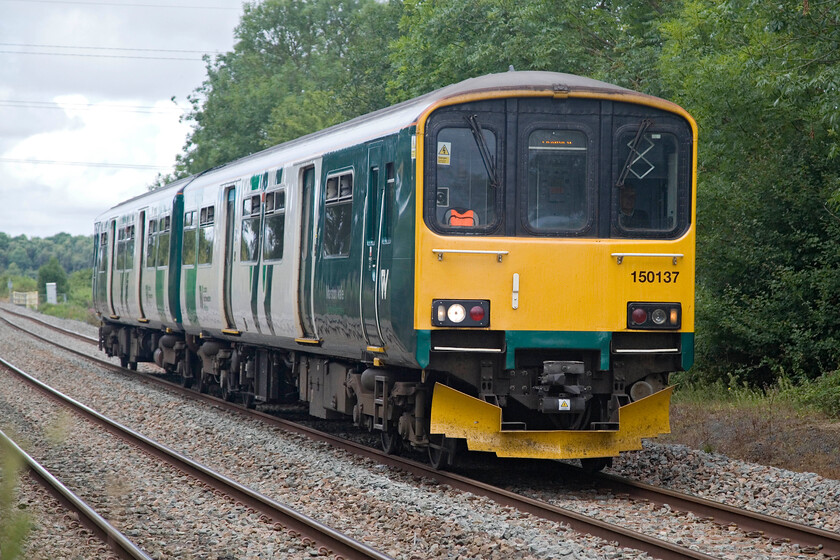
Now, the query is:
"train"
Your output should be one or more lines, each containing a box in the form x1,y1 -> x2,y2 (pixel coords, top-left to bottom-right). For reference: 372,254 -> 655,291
93,71 -> 696,470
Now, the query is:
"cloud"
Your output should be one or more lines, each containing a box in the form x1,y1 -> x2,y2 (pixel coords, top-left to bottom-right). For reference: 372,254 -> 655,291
1,96 -> 191,236
0,0 -> 241,238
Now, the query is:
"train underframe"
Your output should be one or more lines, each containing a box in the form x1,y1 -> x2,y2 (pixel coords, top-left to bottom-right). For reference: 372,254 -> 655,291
99,322 -> 678,469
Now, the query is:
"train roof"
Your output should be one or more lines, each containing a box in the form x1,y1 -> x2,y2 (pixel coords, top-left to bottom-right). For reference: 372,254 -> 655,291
96,71 -> 667,219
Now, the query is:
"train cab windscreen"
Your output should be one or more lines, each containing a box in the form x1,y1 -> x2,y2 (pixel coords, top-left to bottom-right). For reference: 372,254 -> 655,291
433,126 -> 498,229
424,99 -> 691,239
525,129 -> 589,233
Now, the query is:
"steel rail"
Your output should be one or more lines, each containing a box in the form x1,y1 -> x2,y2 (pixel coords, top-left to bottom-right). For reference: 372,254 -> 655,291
0,355 -> 393,560
591,470 -> 840,557
10,311 -> 840,558
0,304 -> 98,344
0,427 -> 153,560
0,314 -> 716,559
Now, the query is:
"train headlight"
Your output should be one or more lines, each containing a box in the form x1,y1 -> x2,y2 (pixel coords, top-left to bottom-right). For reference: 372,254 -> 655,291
432,300 -> 490,327
628,303 -> 681,330
651,308 -> 667,325
447,304 -> 466,323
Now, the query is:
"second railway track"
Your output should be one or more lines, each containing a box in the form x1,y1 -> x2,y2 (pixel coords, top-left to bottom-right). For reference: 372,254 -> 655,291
0,354 -> 393,560
3,305 -> 840,560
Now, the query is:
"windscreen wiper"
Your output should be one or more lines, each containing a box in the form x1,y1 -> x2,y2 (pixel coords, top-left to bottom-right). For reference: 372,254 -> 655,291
465,114 -> 500,189
616,118 -> 653,188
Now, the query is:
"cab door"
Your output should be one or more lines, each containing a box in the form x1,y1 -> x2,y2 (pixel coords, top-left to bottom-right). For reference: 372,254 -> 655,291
360,143 -> 385,349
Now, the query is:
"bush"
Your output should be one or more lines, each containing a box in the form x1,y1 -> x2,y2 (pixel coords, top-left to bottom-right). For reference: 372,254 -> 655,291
791,371 -> 840,419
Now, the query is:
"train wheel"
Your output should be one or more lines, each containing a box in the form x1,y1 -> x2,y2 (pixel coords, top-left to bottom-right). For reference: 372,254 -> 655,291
221,377 -> 236,402
128,361 -> 137,371
428,434 -> 456,470
197,373 -> 211,394
120,356 -> 129,368
380,428 -> 402,455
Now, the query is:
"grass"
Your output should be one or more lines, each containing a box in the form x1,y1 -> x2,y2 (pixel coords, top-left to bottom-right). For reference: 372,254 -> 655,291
666,372 -> 840,479
0,438 -> 31,560
37,302 -> 98,326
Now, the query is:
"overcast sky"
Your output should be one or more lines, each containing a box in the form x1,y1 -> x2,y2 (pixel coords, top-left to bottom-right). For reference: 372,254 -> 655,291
0,0 -> 244,238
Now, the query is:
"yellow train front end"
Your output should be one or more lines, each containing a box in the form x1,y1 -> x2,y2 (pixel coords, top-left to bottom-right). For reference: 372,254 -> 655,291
412,73 -> 696,463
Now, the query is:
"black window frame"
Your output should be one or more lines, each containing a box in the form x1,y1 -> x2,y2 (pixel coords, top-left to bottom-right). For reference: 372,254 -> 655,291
182,210 -> 197,268
198,205 -> 215,266
323,170 -> 354,258
517,119 -> 598,238
610,120 -> 692,240
240,193 -> 262,263
423,106 -> 505,236
263,188 -> 286,262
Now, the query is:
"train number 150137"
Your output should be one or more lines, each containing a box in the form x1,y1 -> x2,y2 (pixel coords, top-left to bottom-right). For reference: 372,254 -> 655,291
631,271 -> 679,283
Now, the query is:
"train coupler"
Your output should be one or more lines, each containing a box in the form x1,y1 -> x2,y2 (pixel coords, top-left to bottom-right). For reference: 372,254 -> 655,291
536,360 -> 591,414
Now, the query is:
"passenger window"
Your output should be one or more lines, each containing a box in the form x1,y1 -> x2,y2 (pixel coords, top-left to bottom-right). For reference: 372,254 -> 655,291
324,172 -> 353,257
525,129 -> 589,232
434,127 -> 497,229
615,131 -> 680,234
96,232 -> 108,273
263,189 -> 285,261
241,194 -> 261,263
198,206 -> 215,265
156,216 -> 170,268
182,210 -> 197,267
122,224 -> 135,270
145,219 -> 157,268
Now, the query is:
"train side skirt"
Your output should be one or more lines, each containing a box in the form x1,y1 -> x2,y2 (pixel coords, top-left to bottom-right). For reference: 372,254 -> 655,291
429,383 -> 673,459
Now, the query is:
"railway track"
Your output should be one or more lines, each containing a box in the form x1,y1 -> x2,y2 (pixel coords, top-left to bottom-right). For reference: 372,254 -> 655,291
3,306 -> 840,560
0,353 -> 393,560
0,427 -> 152,560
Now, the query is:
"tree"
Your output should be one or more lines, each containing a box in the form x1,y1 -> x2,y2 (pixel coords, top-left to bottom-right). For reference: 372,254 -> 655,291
176,0 -> 390,176
37,256 -> 68,296
388,0 -> 680,102
660,0 -> 840,384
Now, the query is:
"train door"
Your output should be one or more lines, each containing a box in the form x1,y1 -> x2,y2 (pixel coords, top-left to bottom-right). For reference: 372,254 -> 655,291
297,165 -> 318,341
107,218 -> 117,318
222,185 -> 237,330
93,223 -> 109,315
360,144 -> 385,349
136,210 -> 147,321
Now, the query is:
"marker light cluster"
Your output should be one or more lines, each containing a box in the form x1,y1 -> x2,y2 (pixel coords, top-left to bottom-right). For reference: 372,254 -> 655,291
432,299 -> 490,327
627,302 -> 681,330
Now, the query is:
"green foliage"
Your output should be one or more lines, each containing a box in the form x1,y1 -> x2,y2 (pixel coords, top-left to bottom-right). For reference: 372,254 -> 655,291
37,257 -> 68,296
0,232 -> 92,279
660,0 -> 840,384
66,268 -> 93,308
177,0 -> 399,175
388,0 -> 675,101
792,371 -> 840,419
0,439 -> 31,560
0,274 -> 37,296
36,268 -> 96,325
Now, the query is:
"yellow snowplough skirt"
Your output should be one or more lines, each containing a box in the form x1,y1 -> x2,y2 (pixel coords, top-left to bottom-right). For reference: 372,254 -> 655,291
429,383 -> 673,459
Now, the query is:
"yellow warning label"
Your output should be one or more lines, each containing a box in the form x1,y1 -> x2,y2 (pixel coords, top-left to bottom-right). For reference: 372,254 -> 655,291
559,399 -> 571,410
437,142 -> 451,165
